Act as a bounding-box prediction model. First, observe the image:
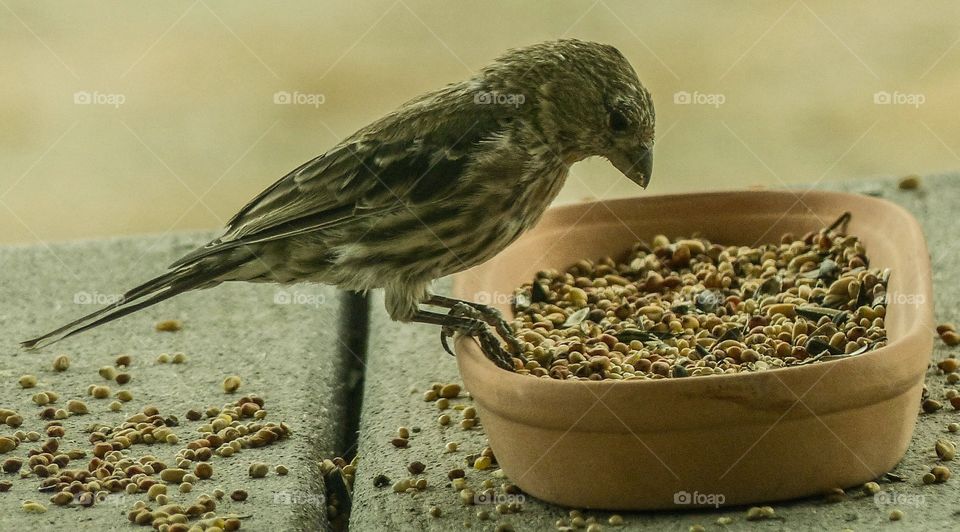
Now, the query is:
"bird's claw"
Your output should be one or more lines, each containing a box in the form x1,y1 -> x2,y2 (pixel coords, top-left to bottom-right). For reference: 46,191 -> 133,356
444,303 -> 516,371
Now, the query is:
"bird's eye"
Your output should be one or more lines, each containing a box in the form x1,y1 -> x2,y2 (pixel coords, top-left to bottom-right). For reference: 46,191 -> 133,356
609,109 -> 631,133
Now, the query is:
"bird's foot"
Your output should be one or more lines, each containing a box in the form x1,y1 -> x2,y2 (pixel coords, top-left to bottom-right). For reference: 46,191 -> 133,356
441,303 -> 515,371
426,295 -> 523,358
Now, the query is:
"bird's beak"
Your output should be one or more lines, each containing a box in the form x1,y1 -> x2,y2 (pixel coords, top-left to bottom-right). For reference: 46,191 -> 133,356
609,149 -> 653,189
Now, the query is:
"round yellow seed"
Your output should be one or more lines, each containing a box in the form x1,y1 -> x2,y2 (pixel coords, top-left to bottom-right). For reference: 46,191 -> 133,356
52,355 -> 70,372
222,376 -> 242,393
18,375 -> 37,389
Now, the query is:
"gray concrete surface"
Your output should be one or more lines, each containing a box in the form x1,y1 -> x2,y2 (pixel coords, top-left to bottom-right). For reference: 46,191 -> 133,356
350,174 -> 960,531
0,232 -> 356,531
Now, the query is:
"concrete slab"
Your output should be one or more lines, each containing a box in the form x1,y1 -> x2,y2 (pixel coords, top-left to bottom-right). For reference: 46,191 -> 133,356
350,175 -> 960,531
0,232 -> 355,531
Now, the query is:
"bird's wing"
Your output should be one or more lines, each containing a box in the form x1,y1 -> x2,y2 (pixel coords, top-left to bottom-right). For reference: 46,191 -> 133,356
170,87 -> 504,268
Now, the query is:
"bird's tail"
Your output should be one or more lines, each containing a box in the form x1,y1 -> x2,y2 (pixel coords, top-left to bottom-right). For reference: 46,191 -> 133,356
21,257 -> 245,350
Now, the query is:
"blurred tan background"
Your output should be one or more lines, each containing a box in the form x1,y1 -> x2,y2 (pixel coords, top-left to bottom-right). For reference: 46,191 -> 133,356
2,1 -> 958,244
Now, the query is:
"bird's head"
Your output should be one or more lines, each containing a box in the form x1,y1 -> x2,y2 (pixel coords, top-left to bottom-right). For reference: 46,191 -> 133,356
485,40 -> 656,188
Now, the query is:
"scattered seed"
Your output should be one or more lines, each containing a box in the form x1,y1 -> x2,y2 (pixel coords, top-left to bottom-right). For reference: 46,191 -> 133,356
746,506 -> 775,521
2,458 -> 23,473
445,442 -> 459,453
473,456 -> 491,470
439,384 -> 461,399
949,423 -> 959,433
863,481 -> 881,495
943,332 -> 960,347
66,399 -> 88,415
109,401 -> 122,412
889,508 -> 904,521
156,353 -> 171,364
148,484 -> 167,500
52,355 -> 70,372
91,386 -> 111,399
172,352 -> 187,364
21,501 -> 47,513
936,438 -> 956,460
222,376 -> 242,393
115,373 -> 132,385
438,414 -> 451,426
931,465 -> 951,482
5,415 -> 22,428
32,392 -> 51,406
230,489 -> 248,502
716,516 -> 733,525
116,390 -> 133,402
18,374 -> 37,388
391,438 -> 409,448
115,354 -> 132,367
98,366 -> 117,380
608,514 -> 624,526
398,427 -> 410,439
248,463 -> 269,478
155,319 -> 182,332
0,437 -> 17,453
408,461 -> 426,475
429,506 -> 441,517
160,468 -> 188,483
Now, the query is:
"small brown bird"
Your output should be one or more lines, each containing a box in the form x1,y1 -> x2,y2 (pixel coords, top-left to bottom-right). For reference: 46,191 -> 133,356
23,39 -> 655,369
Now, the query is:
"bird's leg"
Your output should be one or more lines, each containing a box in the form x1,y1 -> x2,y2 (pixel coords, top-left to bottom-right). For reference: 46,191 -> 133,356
423,294 -> 522,354
410,309 -> 516,371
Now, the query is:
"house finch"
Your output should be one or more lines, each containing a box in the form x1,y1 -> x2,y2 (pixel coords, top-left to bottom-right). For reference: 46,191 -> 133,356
23,39 -> 655,370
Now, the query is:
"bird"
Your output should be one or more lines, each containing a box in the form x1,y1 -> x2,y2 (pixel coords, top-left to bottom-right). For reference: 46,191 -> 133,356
22,39 -> 656,370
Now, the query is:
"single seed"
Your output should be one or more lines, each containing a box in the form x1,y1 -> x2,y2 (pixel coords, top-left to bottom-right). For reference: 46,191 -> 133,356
392,479 -> 411,493
936,438 -> 956,460
116,373 -> 132,385
51,491 -> 73,506
195,463 -> 213,479
160,468 -> 188,483
32,392 -> 51,406
110,401 -> 122,412
99,366 -> 117,380
52,355 -> 70,372
156,353 -> 171,364
948,423 -> 959,433
436,398 -> 450,410
230,489 -> 248,501
155,319 -> 182,332
889,509 -> 904,521
445,442 -> 459,453
716,516 -> 733,526
922,399 -> 943,413
939,358 -> 960,373
248,463 -> 269,478
66,399 -> 88,415
438,414 -> 451,426
92,385 -> 111,399
5,415 -> 22,428
474,456 -> 491,470
18,374 -> 37,388
863,481 -> 881,495
922,472 -> 936,484
172,353 -> 187,364
116,390 -> 133,402
275,464 -> 288,475
391,438 -> 408,448
408,461 -> 426,475
115,354 -> 132,367
439,383 -> 461,398
463,406 -> 477,419
21,501 -> 47,513
0,437 -> 18,453
429,506 -> 441,518
180,482 -> 193,493
398,427 -> 410,439
222,376 -> 242,393
943,332 -> 960,347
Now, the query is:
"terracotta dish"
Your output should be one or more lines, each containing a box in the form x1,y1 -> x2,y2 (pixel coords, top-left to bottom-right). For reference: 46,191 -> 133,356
452,190 -> 933,510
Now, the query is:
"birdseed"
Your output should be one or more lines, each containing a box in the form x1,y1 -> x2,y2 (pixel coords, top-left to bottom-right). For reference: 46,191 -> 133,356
18,374 -> 37,388
509,218 -> 889,379
222,376 -> 242,394
52,355 -> 70,372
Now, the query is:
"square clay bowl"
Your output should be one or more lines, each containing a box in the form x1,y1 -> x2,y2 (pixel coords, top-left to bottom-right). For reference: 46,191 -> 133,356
452,190 -> 933,510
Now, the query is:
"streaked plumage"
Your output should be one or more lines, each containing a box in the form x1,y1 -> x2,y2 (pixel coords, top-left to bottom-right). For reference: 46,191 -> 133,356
23,39 -> 655,356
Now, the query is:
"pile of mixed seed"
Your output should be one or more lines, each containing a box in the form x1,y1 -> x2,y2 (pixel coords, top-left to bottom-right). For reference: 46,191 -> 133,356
510,213 -> 891,379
